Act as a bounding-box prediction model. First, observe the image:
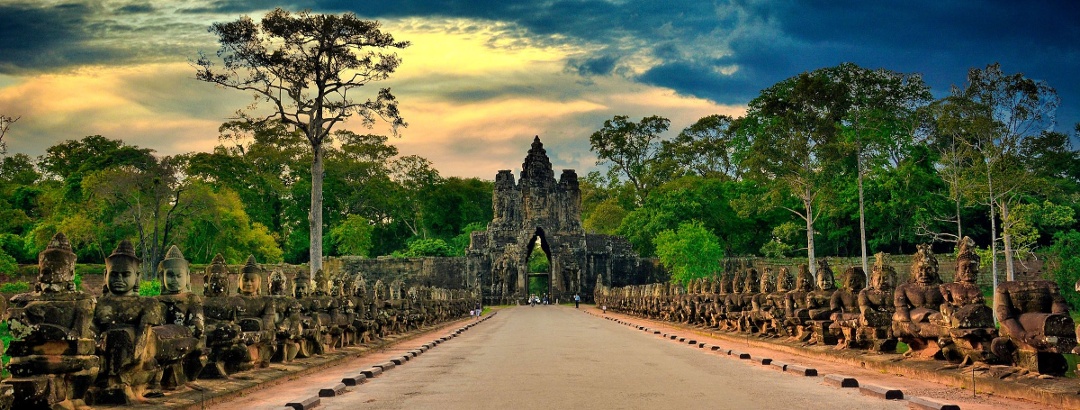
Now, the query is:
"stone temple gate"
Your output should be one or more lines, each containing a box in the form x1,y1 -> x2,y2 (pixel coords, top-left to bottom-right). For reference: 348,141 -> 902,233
467,137 -> 664,304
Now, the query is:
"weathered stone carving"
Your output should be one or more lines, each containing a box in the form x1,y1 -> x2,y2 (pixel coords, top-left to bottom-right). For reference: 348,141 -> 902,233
5,233 -> 98,410
152,246 -> 205,390
852,253 -> 898,351
88,240 -> 164,404
893,244 -> 947,357
938,237 -> 996,363
828,266 -> 865,348
235,256 -> 277,369
267,268 -> 303,363
200,254 -> 247,378
994,280 -> 1077,375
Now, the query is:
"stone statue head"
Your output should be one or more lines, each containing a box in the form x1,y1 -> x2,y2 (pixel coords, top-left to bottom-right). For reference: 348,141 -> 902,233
955,236 -> 980,284
105,240 -> 141,296
238,255 -> 262,296
759,267 -> 775,293
775,267 -> 793,292
204,253 -> 231,297
841,266 -> 865,292
37,232 -> 78,293
911,244 -> 941,285
869,253 -> 897,291
314,269 -> 330,297
815,259 -> 835,291
794,264 -> 814,292
268,268 -> 288,296
743,268 -> 760,293
159,245 -> 191,295
353,274 -> 368,298
294,269 -> 312,298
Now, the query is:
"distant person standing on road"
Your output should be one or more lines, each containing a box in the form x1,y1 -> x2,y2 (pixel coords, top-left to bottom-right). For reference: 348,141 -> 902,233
574,294 -> 580,308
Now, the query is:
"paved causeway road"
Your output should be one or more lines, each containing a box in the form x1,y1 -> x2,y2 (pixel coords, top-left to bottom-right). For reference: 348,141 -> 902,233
291,306 -> 905,410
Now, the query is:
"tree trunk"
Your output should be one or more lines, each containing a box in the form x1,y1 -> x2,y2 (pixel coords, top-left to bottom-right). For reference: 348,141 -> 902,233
310,143 -> 325,276
987,166 -> 999,295
1000,202 -> 1015,281
805,195 -> 817,278
858,157 -> 868,278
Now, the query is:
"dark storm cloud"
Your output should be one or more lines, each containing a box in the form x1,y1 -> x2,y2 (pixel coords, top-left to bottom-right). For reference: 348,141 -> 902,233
0,3 -> 102,73
322,0 -> 1080,128
116,4 -> 156,14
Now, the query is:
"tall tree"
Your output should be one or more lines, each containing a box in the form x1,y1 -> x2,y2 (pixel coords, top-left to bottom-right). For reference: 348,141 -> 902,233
0,115 -> 17,155
660,114 -> 743,180
949,63 -> 1060,282
830,63 -> 931,275
589,115 -> 672,204
741,70 -> 846,276
197,8 -> 409,275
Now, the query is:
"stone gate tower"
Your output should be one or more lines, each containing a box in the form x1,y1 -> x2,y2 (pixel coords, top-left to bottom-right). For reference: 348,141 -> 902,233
467,137 -> 662,304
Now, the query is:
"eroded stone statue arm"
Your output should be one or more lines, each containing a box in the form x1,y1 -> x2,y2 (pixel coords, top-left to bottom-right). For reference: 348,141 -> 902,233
893,288 -> 912,323
994,290 -> 1029,343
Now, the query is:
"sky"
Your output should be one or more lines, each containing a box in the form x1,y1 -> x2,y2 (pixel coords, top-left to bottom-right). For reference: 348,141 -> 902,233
1,0 -> 1077,179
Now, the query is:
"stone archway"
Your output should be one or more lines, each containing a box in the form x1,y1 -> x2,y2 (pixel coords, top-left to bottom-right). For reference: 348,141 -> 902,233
466,136 -> 662,304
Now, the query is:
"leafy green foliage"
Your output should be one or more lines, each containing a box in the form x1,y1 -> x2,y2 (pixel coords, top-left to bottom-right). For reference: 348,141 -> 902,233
654,221 -> 723,284
329,215 -> 375,257
138,280 -> 161,297
527,244 -> 550,273
0,249 -> 15,276
393,238 -> 454,258
0,281 -> 29,293
1048,230 -> 1080,310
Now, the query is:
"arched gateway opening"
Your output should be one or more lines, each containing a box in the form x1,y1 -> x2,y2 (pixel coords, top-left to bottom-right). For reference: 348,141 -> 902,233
525,228 -> 552,299
466,136 -> 664,305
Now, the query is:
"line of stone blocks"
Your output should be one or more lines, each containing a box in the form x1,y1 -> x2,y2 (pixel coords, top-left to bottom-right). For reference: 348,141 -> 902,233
285,396 -> 321,410
823,374 -> 858,388
785,364 -> 817,376
341,374 -> 367,386
859,384 -> 903,400
906,396 -> 960,410
360,367 -> 383,378
319,383 -> 347,397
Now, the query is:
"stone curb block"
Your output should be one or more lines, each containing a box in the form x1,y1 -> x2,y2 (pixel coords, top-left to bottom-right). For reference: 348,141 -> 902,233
907,396 -> 960,410
859,384 -> 903,400
786,365 -> 817,376
669,335 -> 678,340
285,396 -> 321,410
390,357 -> 405,365
319,383 -> 347,397
360,367 -> 383,378
654,331 -> 661,334
375,362 -> 396,371
687,340 -> 697,344
757,358 -> 772,365
698,343 -> 706,348
341,374 -> 367,386
409,350 -> 422,357
770,361 -> 789,371
709,345 -> 722,351
678,337 -> 687,342
823,374 -> 858,388
730,351 -> 751,359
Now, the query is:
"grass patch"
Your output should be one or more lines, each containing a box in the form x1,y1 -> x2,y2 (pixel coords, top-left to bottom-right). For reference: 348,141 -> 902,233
896,341 -> 910,354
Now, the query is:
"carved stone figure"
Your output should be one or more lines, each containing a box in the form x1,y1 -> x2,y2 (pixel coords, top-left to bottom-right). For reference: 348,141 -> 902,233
938,237 -> 996,363
853,253 -> 898,351
784,264 -> 815,338
295,269 -> 333,354
235,256 -> 277,369
802,259 -> 839,344
5,233 -> 98,409
151,246 -> 205,390
267,268 -> 303,363
828,266 -> 866,348
994,280 -> 1077,375
200,254 -> 246,378
893,244 -> 947,357
88,240 -> 164,404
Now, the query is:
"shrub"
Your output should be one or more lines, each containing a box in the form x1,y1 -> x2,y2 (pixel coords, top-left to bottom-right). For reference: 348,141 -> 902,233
0,281 -> 30,294
138,280 -> 161,297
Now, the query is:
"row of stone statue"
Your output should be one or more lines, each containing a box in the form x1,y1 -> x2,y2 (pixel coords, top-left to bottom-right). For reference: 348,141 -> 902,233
595,237 -> 1076,376
1,233 -> 477,410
